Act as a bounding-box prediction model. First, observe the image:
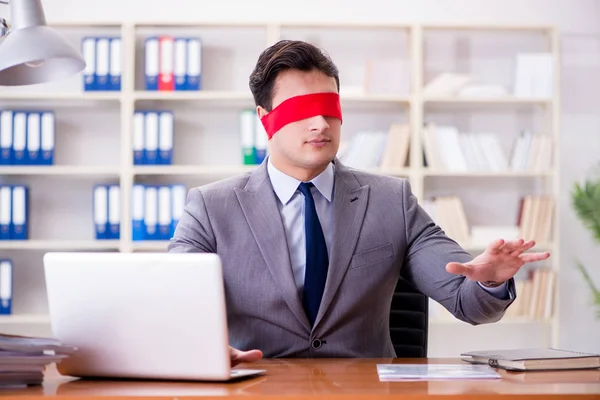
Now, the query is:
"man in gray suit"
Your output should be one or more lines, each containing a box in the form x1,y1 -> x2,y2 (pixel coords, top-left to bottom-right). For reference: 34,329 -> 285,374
168,40 -> 550,365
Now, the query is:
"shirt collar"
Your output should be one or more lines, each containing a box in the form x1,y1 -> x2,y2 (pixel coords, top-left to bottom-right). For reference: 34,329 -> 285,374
267,156 -> 334,205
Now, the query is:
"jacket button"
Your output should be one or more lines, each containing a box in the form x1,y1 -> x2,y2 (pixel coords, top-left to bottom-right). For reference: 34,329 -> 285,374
311,339 -> 322,349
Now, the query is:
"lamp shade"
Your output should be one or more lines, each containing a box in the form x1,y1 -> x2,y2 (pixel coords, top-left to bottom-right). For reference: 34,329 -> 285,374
0,0 -> 85,86
0,25 -> 85,86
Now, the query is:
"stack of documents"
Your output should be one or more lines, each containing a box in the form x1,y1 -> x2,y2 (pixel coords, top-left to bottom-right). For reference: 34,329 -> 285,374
461,348 -> 600,371
0,334 -> 76,388
377,364 -> 501,381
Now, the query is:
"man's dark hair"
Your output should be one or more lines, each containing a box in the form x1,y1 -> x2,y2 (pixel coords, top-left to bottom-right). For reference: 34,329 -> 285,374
249,40 -> 340,111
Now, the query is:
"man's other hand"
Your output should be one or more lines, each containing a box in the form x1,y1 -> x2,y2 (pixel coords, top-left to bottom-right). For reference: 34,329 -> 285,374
445,238 -> 550,285
230,346 -> 263,367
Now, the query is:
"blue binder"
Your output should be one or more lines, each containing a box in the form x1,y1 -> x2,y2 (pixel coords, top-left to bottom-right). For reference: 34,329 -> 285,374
144,112 -> 159,165
143,185 -> 158,240
12,112 -> 27,166
93,185 -> 108,240
108,37 -> 122,91
254,114 -> 268,164
81,36 -> 97,91
131,184 -> 146,241
145,37 -> 159,91
174,37 -> 187,91
158,111 -> 173,165
95,37 -> 110,91
0,186 -> 10,240
0,259 -> 12,315
133,111 -> 145,165
170,184 -> 186,238
107,185 -> 120,240
10,185 -> 28,240
186,38 -> 201,90
0,110 -> 13,165
40,111 -> 55,165
26,112 -> 41,165
157,185 -> 171,240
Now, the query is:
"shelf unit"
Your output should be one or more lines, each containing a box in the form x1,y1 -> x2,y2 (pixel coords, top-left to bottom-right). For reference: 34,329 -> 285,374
0,21 -> 560,354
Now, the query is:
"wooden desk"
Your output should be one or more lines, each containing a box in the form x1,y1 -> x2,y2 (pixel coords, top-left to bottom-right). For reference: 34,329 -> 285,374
2,358 -> 600,399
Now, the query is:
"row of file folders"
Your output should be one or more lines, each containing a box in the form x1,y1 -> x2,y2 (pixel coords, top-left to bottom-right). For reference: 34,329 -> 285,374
0,110 -> 55,165
94,184 -> 187,241
82,35 -> 202,91
133,111 -> 174,165
0,259 -> 11,315
133,109 -> 269,166
0,186 -> 28,240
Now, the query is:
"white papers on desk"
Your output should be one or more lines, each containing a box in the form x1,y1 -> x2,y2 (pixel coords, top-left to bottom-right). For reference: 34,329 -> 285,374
0,334 -> 77,388
377,364 -> 501,381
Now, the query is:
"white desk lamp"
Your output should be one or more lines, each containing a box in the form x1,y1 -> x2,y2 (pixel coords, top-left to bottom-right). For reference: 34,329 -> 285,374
0,0 -> 85,86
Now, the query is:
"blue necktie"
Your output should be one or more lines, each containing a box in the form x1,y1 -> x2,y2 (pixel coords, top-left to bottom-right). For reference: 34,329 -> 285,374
297,182 -> 329,326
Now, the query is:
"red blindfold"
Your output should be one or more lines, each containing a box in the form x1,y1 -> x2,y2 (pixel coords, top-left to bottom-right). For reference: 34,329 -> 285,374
260,92 -> 343,140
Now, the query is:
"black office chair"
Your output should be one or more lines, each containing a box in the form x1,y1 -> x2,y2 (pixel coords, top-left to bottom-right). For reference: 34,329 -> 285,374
389,276 -> 429,357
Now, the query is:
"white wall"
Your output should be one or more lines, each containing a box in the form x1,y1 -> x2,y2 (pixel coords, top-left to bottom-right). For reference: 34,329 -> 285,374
2,0 -> 599,353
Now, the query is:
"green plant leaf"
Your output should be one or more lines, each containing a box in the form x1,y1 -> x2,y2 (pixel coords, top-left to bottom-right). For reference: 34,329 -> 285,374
571,178 -> 600,243
576,262 -> 600,318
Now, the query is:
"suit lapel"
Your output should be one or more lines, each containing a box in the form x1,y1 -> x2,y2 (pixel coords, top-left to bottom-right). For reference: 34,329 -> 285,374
314,161 -> 369,328
234,162 -> 311,333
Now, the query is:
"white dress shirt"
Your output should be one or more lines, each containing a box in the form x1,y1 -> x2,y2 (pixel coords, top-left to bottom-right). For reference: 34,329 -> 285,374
266,157 -> 509,300
268,157 -> 334,298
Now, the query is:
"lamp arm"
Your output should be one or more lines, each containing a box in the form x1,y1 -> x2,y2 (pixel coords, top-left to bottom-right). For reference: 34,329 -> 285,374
0,0 -> 8,38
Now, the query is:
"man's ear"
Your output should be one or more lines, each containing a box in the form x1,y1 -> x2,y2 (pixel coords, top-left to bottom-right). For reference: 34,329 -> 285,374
256,105 -> 268,119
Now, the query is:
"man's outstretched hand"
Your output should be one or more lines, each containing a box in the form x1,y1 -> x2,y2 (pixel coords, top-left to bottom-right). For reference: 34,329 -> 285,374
445,238 -> 550,286
230,346 -> 263,367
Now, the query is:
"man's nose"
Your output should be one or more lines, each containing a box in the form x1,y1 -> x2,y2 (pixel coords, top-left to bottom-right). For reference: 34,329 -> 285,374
308,115 -> 330,132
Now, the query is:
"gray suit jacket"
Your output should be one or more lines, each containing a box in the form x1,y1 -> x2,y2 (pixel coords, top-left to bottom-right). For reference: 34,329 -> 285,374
168,158 -> 515,358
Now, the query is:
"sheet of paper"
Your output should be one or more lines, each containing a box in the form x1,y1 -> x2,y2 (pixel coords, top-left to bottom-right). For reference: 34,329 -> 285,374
377,364 -> 502,381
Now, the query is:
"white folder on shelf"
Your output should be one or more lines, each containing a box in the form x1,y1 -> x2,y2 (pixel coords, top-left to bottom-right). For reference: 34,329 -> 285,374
108,185 -> 120,240
0,260 -> 12,315
144,186 -> 158,240
40,112 -> 55,166
144,112 -> 159,165
11,185 -> 28,240
0,186 -> 11,240
131,184 -> 145,241
0,110 -> 13,165
109,37 -> 122,91
170,184 -> 186,237
145,37 -> 159,91
174,37 -> 187,91
133,112 -> 145,165
158,111 -> 173,165
12,112 -> 27,165
93,185 -> 108,240
157,185 -> 172,240
81,36 -> 97,91
95,37 -> 110,91
186,38 -> 201,90
255,114 -> 268,164
26,112 -> 41,165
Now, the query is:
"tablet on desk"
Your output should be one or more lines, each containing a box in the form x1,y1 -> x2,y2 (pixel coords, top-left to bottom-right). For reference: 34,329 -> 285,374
43,252 -> 265,382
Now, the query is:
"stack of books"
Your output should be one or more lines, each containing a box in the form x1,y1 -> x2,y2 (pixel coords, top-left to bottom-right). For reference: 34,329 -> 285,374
0,334 -> 76,388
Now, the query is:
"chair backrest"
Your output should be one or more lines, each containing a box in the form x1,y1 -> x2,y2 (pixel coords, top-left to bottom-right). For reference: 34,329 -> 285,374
389,276 -> 429,357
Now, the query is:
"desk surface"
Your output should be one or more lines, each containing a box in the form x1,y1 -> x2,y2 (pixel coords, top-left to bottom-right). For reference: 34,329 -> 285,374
3,358 -> 600,399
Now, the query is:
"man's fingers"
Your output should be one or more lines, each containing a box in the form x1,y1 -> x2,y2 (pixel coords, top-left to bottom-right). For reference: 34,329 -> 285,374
502,240 -> 534,258
499,238 -> 525,254
486,239 -> 505,255
230,347 -> 263,367
519,252 -> 550,263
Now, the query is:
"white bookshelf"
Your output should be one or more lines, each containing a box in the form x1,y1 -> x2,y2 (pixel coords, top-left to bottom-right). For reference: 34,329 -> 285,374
0,21 -> 560,355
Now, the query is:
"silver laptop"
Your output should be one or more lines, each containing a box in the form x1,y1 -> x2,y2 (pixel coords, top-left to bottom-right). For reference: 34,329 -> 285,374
43,252 -> 265,382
